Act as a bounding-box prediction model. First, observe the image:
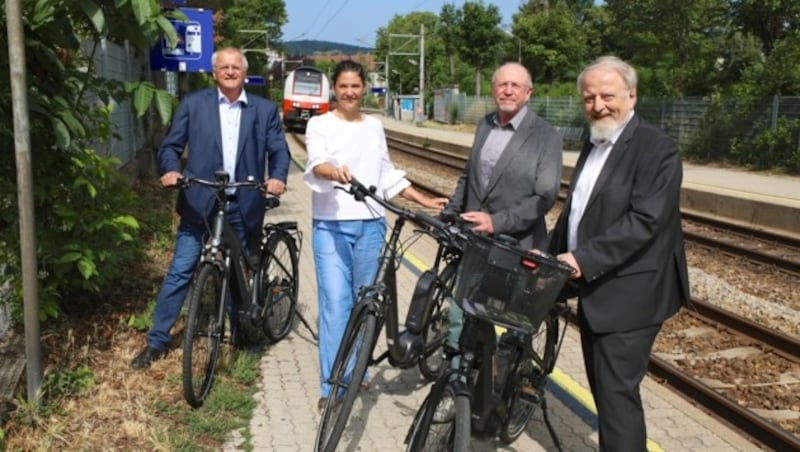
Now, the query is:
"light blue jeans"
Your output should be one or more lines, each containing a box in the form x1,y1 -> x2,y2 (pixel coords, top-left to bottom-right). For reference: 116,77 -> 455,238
313,218 -> 386,398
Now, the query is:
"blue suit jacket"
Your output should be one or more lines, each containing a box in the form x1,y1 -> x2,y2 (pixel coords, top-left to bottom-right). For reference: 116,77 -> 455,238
158,88 -> 290,233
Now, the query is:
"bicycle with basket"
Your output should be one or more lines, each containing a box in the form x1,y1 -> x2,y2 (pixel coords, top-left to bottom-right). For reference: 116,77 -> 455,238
177,171 -> 310,408
404,224 -> 574,451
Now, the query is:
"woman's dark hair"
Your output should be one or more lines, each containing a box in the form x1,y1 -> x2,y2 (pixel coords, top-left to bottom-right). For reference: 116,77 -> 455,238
332,59 -> 366,85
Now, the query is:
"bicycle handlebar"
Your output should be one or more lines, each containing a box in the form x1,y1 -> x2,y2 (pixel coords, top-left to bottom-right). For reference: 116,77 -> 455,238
341,177 -> 470,251
176,172 -> 280,209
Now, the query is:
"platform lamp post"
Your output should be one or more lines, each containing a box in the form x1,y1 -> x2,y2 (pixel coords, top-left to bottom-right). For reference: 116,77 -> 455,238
503,28 -> 521,64
405,24 -> 425,124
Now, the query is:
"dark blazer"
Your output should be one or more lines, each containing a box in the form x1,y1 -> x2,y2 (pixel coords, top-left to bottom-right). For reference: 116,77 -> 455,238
158,88 -> 290,233
449,109 -> 562,249
549,114 -> 690,333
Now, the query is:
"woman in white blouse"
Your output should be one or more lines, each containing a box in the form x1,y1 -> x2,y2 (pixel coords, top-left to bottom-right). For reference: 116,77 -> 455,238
304,60 -> 447,413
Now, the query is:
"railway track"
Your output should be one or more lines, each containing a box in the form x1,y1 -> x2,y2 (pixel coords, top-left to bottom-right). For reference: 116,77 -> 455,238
650,297 -> 800,450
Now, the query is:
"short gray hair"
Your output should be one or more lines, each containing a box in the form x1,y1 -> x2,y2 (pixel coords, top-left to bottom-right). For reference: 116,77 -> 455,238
211,47 -> 249,71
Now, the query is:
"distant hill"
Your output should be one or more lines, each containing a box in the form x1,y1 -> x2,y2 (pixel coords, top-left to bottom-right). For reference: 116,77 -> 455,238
282,39 -> 373,56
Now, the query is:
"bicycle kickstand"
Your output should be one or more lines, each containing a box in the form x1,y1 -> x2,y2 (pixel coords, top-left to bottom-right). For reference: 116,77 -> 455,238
540,394 -> 564,452
294,306 -> 319,341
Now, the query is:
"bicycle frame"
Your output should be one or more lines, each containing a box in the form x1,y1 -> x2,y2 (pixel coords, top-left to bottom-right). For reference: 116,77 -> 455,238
350,212 -> 418,368
336,179 -> 465,370
201,190 -> 263,317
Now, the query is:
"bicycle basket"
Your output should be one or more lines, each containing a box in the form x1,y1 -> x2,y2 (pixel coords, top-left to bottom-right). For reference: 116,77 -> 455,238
453,235 -> 573,333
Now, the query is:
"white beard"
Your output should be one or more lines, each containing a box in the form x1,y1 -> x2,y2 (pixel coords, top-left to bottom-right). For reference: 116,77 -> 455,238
589,119 -> 617,142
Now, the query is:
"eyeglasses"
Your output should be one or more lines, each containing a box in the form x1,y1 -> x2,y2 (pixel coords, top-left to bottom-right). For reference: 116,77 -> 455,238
215,64 -> 244,73
493,81 -> 529,92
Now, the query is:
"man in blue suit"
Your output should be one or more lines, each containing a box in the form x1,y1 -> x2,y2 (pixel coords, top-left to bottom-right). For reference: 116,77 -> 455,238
131,47 -> 290,369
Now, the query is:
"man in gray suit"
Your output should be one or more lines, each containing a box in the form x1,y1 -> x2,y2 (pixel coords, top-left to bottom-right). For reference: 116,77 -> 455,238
550,56 -> 690,451
446,62 -> 563,349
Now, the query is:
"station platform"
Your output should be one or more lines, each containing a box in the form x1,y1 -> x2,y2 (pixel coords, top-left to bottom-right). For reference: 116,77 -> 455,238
377,116 -> 800,241
224,145 -> 764,451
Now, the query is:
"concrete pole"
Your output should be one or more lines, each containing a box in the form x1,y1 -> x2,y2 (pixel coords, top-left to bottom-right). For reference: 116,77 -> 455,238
5,0 -> 43,404
418,24 -> 425,124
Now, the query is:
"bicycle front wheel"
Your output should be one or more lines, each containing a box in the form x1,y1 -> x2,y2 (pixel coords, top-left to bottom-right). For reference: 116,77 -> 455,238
182,263 -> 226,408
419,260 -> 458,381
406,373 -> 471,451
499,310 -> 559,444
315,310 -> 377,452
259,231 -> 298,343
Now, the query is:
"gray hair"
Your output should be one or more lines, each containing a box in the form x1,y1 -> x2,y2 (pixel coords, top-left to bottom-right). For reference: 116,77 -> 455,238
211,47 -> 249,71
492,62 -> 533,89
577,56 -> 637,92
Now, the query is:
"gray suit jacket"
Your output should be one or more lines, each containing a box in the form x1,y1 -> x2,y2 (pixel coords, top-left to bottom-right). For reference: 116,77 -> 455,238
449,109 -> 562,249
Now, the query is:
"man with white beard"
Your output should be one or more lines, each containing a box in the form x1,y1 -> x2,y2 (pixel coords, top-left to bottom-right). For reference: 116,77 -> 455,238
549,56 -> 691,452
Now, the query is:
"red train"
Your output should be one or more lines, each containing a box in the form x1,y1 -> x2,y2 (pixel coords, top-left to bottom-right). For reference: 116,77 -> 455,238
282,66 -> 331,132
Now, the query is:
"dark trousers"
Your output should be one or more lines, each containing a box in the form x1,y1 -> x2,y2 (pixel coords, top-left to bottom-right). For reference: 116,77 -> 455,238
578,304 -> 661,452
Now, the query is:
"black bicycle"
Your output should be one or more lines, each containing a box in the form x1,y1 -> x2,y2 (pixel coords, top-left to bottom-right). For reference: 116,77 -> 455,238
178,171 -> 305,408
404,233 -> 573,451
315,178 -> 464,452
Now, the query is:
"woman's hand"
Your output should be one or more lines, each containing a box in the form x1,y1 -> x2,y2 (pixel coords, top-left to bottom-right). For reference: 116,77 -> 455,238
421,196 -> 449,211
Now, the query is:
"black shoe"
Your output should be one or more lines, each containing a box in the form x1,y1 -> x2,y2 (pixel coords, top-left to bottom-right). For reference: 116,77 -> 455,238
130,346 -> 167,369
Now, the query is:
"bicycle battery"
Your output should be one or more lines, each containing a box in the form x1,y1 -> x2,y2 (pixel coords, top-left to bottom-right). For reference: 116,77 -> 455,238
405,269 -> 437,335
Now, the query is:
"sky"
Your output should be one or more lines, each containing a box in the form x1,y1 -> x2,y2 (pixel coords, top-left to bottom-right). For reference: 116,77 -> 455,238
282,0 -> 524,47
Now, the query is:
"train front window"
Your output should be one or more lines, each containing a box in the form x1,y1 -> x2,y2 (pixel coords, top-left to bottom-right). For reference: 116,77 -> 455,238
294,71 -> 322,96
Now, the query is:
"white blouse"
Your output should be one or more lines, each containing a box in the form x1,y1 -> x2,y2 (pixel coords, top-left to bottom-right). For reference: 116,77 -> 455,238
304,113 -> 410,220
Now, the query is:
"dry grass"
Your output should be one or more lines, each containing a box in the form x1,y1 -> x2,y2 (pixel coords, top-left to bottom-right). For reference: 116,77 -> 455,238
1,178 -> 253,450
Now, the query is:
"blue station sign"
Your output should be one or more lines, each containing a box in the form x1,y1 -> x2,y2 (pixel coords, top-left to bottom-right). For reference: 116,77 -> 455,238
150,8 -> 214,72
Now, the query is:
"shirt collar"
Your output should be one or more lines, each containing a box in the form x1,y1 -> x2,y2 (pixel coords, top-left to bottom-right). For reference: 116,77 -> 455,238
493,105 -> 528,131
217,88 -> 248,106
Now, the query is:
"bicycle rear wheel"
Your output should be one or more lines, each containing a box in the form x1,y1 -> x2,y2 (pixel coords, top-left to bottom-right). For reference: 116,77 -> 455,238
405,372 -> 471,451
315,309 -> 377,452
259,231 -> 298,343
182,263 -> 226,408
419,260 -> 458,381
499,310 -> 559,444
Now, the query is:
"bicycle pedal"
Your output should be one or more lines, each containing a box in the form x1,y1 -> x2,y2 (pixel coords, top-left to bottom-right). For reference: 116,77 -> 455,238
519,386 -> 542,405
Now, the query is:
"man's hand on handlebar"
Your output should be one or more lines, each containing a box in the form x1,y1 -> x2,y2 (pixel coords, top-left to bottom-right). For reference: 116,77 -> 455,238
556,252 -> 582,280
265,178 -> 286,196
160,171 -> 182,188
460,211 -> 494,234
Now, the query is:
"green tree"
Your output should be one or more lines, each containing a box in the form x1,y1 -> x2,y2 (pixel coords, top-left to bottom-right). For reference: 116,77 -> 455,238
214,0 -> 287,76
458,1 -> 504,96
438,3 -> 462,85
0,0 -> 178,320
512,1 -> 586,85
604,0 -> 731,96
376,11 -> 443,111
730,0 -> 800,53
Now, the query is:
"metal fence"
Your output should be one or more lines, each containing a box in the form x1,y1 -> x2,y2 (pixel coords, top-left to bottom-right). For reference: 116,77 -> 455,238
434,90 -> 800,164
81,39 -> 148,166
